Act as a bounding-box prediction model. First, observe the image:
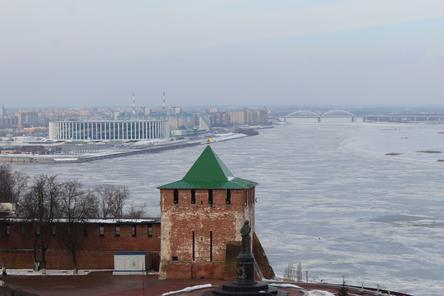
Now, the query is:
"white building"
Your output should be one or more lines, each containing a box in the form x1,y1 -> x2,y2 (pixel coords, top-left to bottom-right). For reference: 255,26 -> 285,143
48,119 -> 169,141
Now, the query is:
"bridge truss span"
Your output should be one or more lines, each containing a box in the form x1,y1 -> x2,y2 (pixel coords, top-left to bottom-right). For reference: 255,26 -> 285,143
285,110 -> 320,118
283,109 -> 359,123
321,109 -> 356,118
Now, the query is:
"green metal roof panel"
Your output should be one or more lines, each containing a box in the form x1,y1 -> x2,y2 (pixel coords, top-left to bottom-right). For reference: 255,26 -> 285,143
182,145 -> 233,183
158,146 -> 257,189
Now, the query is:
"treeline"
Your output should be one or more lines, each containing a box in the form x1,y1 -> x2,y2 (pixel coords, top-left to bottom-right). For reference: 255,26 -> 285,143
0,164 -> 145,273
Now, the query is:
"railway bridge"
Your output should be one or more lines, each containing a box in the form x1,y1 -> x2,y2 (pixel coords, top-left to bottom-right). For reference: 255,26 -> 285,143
282,109 -> 359,122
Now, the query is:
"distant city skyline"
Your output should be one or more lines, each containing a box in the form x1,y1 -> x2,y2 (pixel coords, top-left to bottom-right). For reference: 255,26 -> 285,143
1,0 -> 443,107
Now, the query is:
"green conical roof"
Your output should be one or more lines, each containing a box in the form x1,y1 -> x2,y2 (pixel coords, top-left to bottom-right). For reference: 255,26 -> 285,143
158,145 -> 257,189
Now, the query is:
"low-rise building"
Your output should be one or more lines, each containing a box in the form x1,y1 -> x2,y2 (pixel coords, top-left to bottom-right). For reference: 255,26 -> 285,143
209,109 -> 269,127
0,115 -> 18,129
48,119 -> 169,141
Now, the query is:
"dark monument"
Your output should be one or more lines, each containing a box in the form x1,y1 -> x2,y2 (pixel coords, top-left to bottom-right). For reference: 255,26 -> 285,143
207,220 -> 287,296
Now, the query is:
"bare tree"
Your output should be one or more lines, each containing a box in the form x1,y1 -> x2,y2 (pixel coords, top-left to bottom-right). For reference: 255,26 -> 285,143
0,165 -> 14,203
296,262 -> 302,282
59,182 -> 98,274
283,263 -> 297,281
124,202 -> 146,219
0,165 -> 28,204
338,277 -> 349,296
95,185 -> 129,219
13,170 -> 29,203
18,175 -> 61,272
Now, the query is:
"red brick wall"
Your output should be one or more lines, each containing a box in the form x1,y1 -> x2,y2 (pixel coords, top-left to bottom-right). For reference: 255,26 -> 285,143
159,188 -> 255,280
0,222 -> 160,270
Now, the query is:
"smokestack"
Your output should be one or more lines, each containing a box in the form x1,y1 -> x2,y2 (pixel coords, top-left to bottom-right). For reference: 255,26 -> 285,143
162,91 -> 166,112
132,92 -> 136,116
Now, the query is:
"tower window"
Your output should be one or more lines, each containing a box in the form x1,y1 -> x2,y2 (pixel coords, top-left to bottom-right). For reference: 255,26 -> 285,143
83,226 -> 88,237
36,226 -> 41,236
52,225 -> 56,236
147,224 -> 153,238
20,224 -> 26,236
208,189 -> 213,205
191,189 -> 196,204
5,224 -> 10,237
210,231 -> 213,262
172,256 -> 178,261
173,189 -> 179,204
226,189 -> 231,204
99,225 -> 105,237
131,224 -> 137,237
115,225 -> 121,237
192,231 -> 195,261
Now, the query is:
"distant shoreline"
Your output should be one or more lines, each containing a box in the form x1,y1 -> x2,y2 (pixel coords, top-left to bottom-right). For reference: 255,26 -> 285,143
0,133 -> 251,164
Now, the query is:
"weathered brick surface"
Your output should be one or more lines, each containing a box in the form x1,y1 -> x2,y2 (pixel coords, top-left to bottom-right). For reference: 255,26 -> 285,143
224,235 -> 274,281
224,241 -> 241,280
0,222 -> 160,270
253,232 -> 275,279
159,188 -> 256,280
191,262 -> 225,280
165,262 -> 192,279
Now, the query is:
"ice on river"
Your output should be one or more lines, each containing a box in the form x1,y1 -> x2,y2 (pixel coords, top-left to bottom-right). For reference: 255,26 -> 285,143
12,123 -> 444,296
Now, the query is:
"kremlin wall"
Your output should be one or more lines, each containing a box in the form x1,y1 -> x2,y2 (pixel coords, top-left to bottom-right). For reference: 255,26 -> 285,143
0,146 -> 273,281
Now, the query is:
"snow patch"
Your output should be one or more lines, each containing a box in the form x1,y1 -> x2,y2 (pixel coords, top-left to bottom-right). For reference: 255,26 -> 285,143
4,269 -> 111,276
269,283 -> 301,289
305,290 -> 336,296
161,284 -> 212,295
1,218 -> 157,224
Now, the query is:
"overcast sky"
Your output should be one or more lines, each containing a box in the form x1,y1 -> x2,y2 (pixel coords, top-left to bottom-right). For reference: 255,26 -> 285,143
1,0 -> 444,108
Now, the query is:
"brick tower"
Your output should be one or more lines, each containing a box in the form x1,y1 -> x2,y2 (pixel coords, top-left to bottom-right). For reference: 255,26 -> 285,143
158,145 -> 257,280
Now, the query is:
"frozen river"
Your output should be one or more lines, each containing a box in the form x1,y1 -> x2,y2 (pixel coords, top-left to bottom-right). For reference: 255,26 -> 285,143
13,122 -> 444,295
